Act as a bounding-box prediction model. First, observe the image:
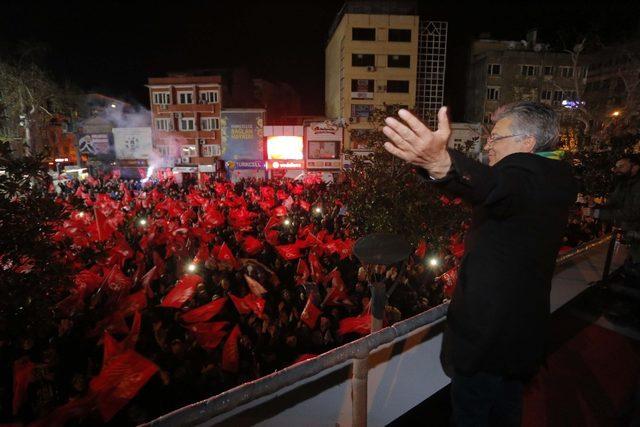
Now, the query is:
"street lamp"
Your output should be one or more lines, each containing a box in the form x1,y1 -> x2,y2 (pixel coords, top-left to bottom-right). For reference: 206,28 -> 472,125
612,110 -> 621,117
187,263 -> 197,273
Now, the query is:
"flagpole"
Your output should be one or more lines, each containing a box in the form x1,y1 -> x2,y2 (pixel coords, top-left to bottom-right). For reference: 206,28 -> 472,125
93,205 -> 102,241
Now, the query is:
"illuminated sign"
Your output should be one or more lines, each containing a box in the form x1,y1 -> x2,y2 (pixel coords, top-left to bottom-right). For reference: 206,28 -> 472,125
266,160 -> 305,170
267,136 -> 303,160
226,160 -> 266,169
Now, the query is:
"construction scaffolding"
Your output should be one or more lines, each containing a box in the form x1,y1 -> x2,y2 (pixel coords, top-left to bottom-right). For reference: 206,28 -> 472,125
416,20 -> 448,129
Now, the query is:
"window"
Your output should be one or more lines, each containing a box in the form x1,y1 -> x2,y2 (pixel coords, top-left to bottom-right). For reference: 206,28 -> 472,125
543,66 -> 554,76
201,144 -> 220,157
560,66 -> 574,78
388,55 -> 410,68
179,117 -> 195,131
178,91 -> 193,104
388,29 -> 411,42
351,79 -> 374,99
352,54 -> 375,67
487,87 -> 500,100
181,145 -> 197,157
153,92 -> 170,105
155,118 -> 172,131
200,117 -> 219,131
156,145 -> 174,157
521,65 -> 539,76
487,64 -> 501,75
351,104 -> 374,118
541,90 -> 552,101
352,28 -> 375,41
386,80 -> 409,93
199,90 -> 219,104
553,90 -> 563,101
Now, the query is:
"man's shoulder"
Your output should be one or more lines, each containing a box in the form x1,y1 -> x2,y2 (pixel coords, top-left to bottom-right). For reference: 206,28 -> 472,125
496,153 -> 571,175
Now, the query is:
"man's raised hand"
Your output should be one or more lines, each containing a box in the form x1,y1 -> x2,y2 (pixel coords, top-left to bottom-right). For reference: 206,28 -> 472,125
382,106 -> 452,178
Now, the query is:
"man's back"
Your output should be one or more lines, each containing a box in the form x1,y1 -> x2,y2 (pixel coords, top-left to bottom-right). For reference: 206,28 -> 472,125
439,151 -> 578,378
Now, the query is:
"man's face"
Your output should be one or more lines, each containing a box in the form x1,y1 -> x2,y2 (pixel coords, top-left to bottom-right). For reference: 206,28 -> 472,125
612,159 -> 633,177
484,117 -> 534,166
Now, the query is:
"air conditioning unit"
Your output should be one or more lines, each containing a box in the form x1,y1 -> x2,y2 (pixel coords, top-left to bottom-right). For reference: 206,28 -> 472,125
367,66 -> 376,72
181,156 -> 190,164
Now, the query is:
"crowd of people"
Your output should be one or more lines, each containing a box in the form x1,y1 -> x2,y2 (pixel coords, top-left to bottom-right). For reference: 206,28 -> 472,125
3,169 -> 603,426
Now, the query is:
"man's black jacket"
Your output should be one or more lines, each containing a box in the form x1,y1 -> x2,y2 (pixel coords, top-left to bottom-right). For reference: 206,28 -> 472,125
420,150 -> 578,379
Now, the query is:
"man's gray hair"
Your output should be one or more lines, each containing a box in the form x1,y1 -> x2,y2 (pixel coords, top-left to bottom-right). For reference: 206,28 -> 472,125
492,101 -> 559,152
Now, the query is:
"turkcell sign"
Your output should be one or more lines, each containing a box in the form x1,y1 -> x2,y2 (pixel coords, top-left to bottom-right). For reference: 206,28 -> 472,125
229,160 -> 266,169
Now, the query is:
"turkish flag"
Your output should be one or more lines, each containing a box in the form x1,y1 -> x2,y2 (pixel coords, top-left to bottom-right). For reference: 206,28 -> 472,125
415,240 -> 428,258
242,235 -> 263,255
117,290 -> 147,317
93,206 -> 115,241
439,267 -> 459,297
272,205 -> 288,217
103,265 -> 132,293
301,295 -> 322,329
194,243 -> 210,264
229,293 -> 265,318
140,266 -> 157,298
74,268 -> 103,296
308,251 -> 324,283
203,206 -> 225,228
449,234 -> 465,258
338,314 -> 372,336
265,229 -> 280,246
90,350 -> 159,422
296,259 -> 310,285
298,200 -> 311,212
260,186 -> 275,200
12,357 -> 36,415
292,184 -> 304,195
217,242 -> 238,268
276,243 -> 302,260
264,216 -> 282,231
159,274 -> 203,308
221,325 -> 242,373
180,297 -> 228,323
186,321 -> 229,349
245,274 -> 267,296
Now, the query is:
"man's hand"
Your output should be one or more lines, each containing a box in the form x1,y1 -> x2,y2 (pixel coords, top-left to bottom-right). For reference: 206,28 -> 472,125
382,107 -> 452,179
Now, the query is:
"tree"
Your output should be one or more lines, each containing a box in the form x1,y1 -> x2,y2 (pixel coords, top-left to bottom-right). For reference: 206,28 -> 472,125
343,104 -> 469,249
0,57 -> 79,157
0,142 -> 70,357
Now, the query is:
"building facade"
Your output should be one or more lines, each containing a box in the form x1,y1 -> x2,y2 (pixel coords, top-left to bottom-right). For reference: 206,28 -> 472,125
465,31 -> 586,125
583,39 -> 640,131
325,2 -> 420,150
147,75 -> 222,167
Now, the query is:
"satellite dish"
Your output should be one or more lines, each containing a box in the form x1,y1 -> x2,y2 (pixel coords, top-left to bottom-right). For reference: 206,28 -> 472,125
353,233 -> 412,265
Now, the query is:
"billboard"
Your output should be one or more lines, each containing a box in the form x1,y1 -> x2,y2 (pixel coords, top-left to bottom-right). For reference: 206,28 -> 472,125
306,120 -> 342,169
266,136 -> 304,160
77,133 -> 115,161
221,110 -> 265,161
113,127 -> 153,160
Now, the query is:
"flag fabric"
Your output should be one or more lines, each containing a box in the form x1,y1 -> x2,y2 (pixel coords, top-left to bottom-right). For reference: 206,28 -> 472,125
93,206 -> 115,241
221,325 -> 241,373
323,270 -> 351,306
242,235 -> 263,255
118,290 -> 147,317
140,266 -> 157,298
272,205 -> 288,217
180,297 -> 228,323
275,243 -> 302,260
300,295 -> 322,329
298,200 -> 311,212
186,321 -> 229,349
12,357 -> 36,415
89,350 -> 159,422
103,265 -> 132,293
439,267 -> 459,297
292,353 -> 317,364
415,240 -> 428,258
338,314 -> 372,336
308,252 -> 324,283
244,274 -> 267,296
229,293 -> 265,318
217,242 -> 238,268
296,259 -> 310,285
159,274 -> 203,308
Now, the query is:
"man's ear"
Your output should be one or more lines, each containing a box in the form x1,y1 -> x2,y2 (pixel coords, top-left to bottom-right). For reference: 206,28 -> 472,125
523,136 -> 537,153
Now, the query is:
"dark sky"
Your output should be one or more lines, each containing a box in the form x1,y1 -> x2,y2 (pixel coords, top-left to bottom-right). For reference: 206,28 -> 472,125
1,1 -> 639,119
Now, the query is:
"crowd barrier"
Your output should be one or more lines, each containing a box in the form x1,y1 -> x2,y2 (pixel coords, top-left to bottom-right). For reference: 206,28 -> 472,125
145,235 -> 617,427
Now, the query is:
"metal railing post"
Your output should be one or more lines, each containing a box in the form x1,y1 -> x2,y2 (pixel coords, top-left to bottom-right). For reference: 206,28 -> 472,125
352,351 -> 369,427
602,231 -> 618,281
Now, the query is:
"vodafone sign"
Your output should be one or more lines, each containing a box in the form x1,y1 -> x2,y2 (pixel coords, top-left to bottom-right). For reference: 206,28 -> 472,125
266,160 -> 305,170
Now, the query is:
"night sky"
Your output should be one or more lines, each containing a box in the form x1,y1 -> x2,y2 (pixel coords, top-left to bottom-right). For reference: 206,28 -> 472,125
1,1 -> 639,119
